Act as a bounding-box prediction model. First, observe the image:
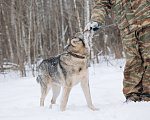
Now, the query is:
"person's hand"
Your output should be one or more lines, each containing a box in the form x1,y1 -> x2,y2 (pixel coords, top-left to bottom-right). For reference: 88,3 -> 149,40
84,21 -> 101,31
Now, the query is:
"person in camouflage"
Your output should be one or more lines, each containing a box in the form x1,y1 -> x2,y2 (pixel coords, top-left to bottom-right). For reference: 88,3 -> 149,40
84,0 -> 150,101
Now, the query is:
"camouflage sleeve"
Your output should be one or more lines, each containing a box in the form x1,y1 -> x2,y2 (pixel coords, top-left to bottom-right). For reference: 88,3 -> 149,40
91,0 -> 112,25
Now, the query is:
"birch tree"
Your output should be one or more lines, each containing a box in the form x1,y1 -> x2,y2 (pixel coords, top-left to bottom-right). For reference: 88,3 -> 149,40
0,21 -> 3,72
0,0 -> 123,76
1,3 -> 14,62
59,0 -> 65,46
74,0 -> 83,32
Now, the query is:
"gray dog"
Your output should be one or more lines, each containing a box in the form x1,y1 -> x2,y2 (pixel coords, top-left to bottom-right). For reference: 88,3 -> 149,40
36,32 -> 98,111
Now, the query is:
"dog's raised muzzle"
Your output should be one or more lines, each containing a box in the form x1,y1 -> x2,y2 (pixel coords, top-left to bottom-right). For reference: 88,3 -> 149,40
79,38 -> 85,47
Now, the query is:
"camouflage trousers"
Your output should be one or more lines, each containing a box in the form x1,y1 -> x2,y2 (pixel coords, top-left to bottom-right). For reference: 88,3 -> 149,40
122,26 -> 150,101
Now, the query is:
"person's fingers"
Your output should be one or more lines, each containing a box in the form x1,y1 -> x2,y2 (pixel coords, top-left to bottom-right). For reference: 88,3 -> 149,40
84,22 -> 99,31
91,22 -> 98,28
84,22 -> 91,31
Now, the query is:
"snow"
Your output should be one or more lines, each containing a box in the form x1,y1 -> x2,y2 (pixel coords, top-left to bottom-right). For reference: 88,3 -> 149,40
0,59 -> 150,120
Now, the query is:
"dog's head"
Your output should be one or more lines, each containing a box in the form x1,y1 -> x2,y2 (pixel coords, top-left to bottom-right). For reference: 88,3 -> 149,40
67,32 -> 90,57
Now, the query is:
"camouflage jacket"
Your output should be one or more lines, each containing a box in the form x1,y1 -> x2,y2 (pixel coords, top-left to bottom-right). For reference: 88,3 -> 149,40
91,0 -> 150,37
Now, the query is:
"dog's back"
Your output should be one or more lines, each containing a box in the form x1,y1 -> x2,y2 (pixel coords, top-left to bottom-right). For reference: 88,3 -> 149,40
36,55 -> 62,87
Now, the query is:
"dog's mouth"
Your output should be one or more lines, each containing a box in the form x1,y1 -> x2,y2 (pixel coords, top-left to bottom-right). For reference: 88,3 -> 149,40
79,38 -> 85,47
65,37 -> 85,49
64,31 -> 90,58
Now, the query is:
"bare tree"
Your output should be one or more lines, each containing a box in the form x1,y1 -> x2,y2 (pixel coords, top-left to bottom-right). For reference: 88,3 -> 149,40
74,0 -> 83,32
0,0 -> 123,76
1,3 -> 14,62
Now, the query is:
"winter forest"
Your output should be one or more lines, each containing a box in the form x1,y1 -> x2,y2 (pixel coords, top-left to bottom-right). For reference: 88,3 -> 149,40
0,0 -> 123,77
1,1 -> 150,119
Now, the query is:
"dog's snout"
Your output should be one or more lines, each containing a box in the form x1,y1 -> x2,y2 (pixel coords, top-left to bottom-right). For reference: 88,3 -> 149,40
79,38 -> 85,47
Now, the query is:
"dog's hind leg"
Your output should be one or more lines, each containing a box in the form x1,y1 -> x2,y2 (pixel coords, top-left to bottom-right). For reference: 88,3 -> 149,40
40,84 -> 51,106
60,86 -> 71,111
49,84 -> 61,108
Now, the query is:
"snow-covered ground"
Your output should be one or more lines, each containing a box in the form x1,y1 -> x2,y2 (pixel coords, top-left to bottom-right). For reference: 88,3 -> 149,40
0,59 -> 150,120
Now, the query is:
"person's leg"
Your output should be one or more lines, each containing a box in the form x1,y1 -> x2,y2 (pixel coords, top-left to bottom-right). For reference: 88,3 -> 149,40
122,31 -> 144,101
138,26 -> 150,101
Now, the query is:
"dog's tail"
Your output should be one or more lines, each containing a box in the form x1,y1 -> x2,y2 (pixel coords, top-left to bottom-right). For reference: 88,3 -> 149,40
36,65 -> 41,83
36,61 -> 47,87
36,75 -> 46,88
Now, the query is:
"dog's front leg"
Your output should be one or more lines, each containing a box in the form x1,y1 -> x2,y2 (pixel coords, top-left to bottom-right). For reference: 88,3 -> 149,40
60,86 -> 71,111
81,72 -> 99,111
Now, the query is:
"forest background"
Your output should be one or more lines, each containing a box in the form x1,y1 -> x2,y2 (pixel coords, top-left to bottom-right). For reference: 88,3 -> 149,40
0,0 -> 123,77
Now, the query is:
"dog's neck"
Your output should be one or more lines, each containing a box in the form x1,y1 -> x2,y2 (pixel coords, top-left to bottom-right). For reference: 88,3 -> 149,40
68,52 -> 85,59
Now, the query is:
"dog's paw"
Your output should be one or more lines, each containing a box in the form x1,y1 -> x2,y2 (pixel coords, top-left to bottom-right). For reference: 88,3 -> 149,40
60,107 -> 66,112
89,105 -> 99,111
91,107 -> 99,111
60,108 -> 66,112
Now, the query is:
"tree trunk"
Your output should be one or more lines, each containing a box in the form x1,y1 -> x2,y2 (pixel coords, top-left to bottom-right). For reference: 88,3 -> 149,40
66,0 -> 73,36
0,24 -> 4,72
73,0 -> 83,32
86,0 -> 90,23
59,0 -> 65,47
1,4 -> 14,62
27,0 -> 33,67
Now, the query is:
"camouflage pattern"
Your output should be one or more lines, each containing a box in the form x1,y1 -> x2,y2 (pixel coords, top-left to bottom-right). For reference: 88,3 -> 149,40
91,0 -> 150,101
91,0 -> 150,37
123,26 -> 150,101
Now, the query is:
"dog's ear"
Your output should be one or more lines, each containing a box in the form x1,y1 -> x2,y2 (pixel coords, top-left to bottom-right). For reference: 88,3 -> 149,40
74,32 -> 84,40
71,38 -> 79,46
